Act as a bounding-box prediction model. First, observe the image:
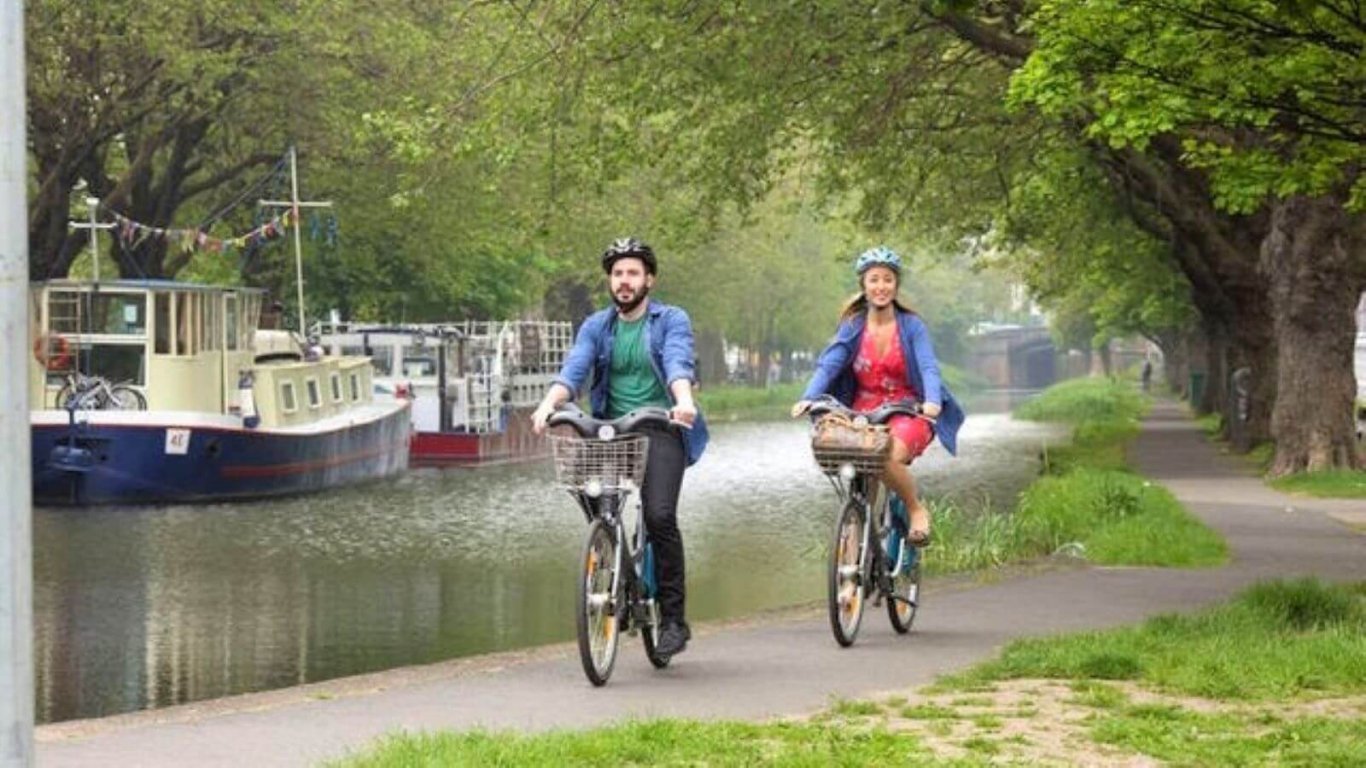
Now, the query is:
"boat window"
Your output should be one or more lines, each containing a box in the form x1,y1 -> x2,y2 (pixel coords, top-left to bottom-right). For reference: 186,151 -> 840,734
86,293 -> 147,335
330,372 -> 343,403
280,381 -> 298,413
403,357 -> 435,377
306,377 -> 321,409
83,344 -> 146,385
154,293 -> 172,354
225,296 -> 239,351
350,373 -> 361,401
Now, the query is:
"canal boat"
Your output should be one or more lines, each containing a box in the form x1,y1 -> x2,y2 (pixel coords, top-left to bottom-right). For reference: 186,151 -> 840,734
318,319 -> 572,465
28,279 -> 411,505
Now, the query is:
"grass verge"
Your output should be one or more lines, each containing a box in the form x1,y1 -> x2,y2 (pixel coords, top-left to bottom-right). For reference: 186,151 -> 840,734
927,376 -> 1226,575
1270,470 -> 1366,499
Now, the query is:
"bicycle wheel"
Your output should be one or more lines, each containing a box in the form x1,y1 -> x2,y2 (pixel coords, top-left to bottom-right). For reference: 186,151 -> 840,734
54,383 -> 74,409
109,385 -> 147,410
640,595 -> 670,668
577,519 -> 622,686
828,497 -> 869,647
887,543 -> 922,634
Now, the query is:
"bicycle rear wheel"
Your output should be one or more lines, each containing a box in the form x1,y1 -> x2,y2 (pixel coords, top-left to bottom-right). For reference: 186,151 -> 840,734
640,596 -> 670,668
109,385 -> 147,410
577,519 -> 622,686
828,497 -> 868,647
887,544 -> 922,634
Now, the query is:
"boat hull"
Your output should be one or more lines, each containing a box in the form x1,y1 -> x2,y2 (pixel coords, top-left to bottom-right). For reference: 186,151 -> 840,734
32,403 -> 411,506
410,406 -> 549,466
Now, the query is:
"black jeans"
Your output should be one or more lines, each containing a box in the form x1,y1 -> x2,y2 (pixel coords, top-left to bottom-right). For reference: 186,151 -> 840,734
640,423 -> 687,623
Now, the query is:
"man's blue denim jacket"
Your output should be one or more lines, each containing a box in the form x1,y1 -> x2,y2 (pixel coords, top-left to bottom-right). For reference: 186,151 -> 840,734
801,310 -> 965,455
553,300 -> 710,465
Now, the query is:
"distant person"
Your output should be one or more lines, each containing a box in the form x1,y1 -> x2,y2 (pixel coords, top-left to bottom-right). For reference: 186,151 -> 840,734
531,237 -> 708,660
791,246 -> 964,546
1141,359 -> 1153,392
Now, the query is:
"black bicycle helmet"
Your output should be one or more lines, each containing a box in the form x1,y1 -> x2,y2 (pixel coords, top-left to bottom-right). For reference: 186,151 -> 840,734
601,237 -> 657,274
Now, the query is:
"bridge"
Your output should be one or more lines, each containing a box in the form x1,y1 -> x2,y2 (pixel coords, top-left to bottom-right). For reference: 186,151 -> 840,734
964,325 -> 1057,389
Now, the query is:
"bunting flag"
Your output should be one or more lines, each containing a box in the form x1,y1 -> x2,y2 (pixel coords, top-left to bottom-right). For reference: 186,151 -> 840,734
109,209 -> 298,255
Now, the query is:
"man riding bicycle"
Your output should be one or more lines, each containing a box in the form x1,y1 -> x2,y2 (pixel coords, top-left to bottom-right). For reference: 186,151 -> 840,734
532,237 -> 709,660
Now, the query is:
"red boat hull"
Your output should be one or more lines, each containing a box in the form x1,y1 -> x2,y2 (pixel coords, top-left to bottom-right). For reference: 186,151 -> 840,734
410,410 -> 548,466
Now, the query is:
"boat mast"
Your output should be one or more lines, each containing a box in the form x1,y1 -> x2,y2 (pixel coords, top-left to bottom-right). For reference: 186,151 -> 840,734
1,0 -> 34,761
259,145 -> 331,336
68,197 -> 114,283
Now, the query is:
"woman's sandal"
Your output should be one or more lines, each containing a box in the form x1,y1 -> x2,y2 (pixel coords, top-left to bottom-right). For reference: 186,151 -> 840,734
908,528 -> 932,548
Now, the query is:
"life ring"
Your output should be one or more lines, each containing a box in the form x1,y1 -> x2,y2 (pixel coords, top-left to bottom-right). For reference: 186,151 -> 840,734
33,335 -> 72,371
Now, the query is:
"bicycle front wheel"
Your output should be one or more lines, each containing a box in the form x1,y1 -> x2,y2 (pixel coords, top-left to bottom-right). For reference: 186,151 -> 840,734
577,519 -> 622,686
829,497 -> 868,647
109,385 -> 147,410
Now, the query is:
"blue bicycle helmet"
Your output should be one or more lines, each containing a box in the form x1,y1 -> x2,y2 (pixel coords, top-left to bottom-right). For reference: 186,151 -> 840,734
854,246 -> 902,276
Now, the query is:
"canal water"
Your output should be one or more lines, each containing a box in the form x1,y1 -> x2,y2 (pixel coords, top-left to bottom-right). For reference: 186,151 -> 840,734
33,398 -> 1062,723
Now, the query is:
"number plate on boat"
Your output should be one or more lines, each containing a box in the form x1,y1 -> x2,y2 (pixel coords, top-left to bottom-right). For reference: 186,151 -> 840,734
165,429 -> 191,455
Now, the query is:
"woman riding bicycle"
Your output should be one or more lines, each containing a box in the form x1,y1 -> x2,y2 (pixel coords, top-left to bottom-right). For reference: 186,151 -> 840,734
792,246 -> 964,546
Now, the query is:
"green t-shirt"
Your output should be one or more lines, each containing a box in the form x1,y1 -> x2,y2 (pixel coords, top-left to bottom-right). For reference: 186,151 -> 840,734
607,316 -> 670,418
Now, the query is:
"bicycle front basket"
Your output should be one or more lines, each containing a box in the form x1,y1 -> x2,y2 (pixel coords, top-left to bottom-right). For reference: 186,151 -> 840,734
548,433 -> 650,491
810,413 -> 890,476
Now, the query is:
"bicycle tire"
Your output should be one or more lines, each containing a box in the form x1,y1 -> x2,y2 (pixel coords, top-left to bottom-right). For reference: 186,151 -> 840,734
54,383 -> 74,409
887,548 -> 922,634
577,519 -> 622,686
109,384 -> 147,411
640,596 -> 670,668
828,497 -> 868,647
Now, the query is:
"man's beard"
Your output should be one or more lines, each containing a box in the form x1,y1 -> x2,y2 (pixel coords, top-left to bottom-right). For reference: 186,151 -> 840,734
612,283 -> 650,314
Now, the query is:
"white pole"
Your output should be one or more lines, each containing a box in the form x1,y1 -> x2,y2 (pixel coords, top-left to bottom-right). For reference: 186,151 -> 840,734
289,146 -> 306,335
0,0 -> 34,763
86,197 -> 100,282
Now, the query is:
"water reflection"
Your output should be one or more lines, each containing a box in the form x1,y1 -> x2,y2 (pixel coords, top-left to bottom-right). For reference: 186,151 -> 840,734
33,406 -> 1062,723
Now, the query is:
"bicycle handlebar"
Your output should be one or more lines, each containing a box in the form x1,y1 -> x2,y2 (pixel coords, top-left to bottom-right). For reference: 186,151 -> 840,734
547,403 -> 677,438
807,394 -> 922,425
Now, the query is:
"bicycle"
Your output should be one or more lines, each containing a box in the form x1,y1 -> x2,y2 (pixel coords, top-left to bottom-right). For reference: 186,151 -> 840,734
55,371 -> 147,411
547,403 -> 676,686
808,395 -> 924,647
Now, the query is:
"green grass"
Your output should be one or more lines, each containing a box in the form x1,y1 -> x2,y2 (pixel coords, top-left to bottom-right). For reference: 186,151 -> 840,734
1091,706 -> 1366,766
696,381 -> 805,421
1270,469 -> 1366,499
1014,376 -> 1146,424
922,376 -> 1225,575
943,579 -> 1366,701
334,718 -> 933,767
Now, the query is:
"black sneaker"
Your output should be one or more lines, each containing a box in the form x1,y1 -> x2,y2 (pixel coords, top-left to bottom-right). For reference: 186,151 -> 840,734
655,620 -> 691,658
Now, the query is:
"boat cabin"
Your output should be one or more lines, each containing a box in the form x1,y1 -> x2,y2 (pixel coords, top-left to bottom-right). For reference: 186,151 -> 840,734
28,280 -> 376,428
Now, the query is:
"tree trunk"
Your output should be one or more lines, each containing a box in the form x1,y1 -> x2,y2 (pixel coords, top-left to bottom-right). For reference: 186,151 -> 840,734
1261,195 -> 1365,475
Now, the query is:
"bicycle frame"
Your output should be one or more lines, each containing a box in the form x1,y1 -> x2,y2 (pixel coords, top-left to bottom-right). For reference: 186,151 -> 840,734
568,487 -> 653,625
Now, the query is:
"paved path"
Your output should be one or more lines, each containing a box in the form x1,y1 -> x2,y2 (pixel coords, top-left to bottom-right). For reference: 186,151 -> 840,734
36,401 -> 1365,767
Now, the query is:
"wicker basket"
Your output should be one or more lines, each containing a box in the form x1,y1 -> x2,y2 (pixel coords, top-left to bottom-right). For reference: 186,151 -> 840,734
811,423 -> 890,476
548,433 -> 650,490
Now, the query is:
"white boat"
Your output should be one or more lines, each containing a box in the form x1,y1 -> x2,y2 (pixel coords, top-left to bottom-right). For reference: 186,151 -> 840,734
29,279 -> 411,505
319,319 -> 572,465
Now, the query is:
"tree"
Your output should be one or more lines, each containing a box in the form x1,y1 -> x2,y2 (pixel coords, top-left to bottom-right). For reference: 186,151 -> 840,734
1011,0 -> 1365,471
